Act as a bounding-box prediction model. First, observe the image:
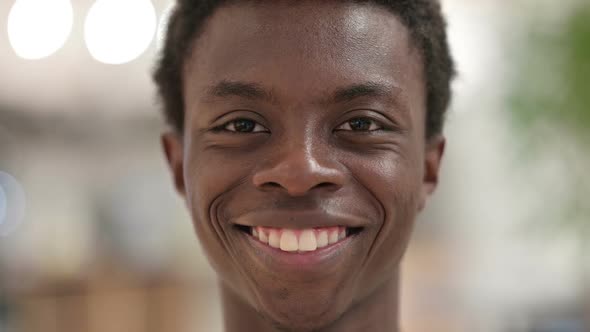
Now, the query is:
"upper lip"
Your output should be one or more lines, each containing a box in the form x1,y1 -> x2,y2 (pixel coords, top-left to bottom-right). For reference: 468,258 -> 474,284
232,210 -> 369,229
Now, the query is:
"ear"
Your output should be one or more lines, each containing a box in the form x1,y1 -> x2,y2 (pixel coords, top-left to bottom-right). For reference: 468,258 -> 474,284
418,135 -> 445,211
161,131 -> 186,197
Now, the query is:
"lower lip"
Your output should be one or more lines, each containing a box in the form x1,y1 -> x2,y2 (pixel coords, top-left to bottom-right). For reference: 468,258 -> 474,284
242,231 -> 356,268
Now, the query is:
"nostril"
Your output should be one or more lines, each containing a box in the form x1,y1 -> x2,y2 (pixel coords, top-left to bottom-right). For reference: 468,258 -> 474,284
316,182 -> 333,188
259,181 -> 340,193
313,182 -> 339,190
262,182 -> 282,190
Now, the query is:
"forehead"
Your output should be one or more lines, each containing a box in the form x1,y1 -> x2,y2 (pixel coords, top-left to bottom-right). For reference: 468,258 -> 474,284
183,1 -> 425,118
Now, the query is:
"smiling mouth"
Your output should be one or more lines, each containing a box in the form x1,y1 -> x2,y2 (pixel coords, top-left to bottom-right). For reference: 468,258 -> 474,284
235,225 -> 363,253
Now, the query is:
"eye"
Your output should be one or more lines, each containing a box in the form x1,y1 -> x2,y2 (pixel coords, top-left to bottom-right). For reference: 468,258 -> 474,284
221,118 -> 269,133
336,117 -> 383,132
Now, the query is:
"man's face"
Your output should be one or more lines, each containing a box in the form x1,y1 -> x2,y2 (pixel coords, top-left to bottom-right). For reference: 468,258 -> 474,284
163,1 -> 444,330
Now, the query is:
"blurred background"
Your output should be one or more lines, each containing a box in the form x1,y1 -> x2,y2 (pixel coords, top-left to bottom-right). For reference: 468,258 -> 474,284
0,0 -> 588,331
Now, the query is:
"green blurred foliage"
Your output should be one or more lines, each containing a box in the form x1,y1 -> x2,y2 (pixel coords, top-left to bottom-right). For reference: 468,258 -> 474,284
510,2 -> 590,139
508,2 -> 590,242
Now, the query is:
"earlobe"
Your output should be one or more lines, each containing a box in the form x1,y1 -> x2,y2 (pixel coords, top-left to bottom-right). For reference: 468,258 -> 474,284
418,135 -> 445,211
161,131 -> 186,197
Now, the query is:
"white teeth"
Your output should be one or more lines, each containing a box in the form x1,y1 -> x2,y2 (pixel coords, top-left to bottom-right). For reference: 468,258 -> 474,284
250,226 -> 352,252
299,229 -> 317,251
258,229 -> 268,244
280,230 -> 298,252
317,231 -> 329,248
338,228 -> 346,241
268,230 -> 281,248
328,230 -> 339,244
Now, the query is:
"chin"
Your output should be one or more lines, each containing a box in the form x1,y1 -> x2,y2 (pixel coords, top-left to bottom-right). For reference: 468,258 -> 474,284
254,288 -> 351,332
261,309 -> 342,332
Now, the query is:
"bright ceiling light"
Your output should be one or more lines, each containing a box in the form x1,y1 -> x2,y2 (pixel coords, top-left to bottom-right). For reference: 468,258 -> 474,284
84,0 -> 157,65
7,0 -> 73,60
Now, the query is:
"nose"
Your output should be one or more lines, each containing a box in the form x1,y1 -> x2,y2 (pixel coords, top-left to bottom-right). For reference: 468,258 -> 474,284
252,141 -> 346,197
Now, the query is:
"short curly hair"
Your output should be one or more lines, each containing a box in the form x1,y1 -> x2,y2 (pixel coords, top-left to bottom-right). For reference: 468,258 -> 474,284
153,0 -> 455,138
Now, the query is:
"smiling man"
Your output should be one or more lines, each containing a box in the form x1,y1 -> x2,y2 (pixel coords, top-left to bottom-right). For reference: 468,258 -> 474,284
154,0 -> 454,331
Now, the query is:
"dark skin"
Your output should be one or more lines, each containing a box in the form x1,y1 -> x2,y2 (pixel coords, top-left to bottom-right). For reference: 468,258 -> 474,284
162,2 -> 445,331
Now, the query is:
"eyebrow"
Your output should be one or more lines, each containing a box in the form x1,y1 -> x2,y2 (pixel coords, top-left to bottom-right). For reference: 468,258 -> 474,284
204,80 -> 402,107
330,82 -> 401,105
205,80 -> 276,103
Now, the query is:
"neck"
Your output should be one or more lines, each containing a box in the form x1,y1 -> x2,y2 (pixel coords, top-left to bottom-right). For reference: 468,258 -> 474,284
221,272 -> 400,332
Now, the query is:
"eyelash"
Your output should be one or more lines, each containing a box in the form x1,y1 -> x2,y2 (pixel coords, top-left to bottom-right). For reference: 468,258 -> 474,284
213,117 -> 386,134
335,117 -> 384,132
212,118 -> 269,134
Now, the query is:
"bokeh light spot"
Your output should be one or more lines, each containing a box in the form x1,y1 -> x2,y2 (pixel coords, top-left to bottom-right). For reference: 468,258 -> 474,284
84,0 -> 157,65
0,171 -> 26,237
7,0 -> 74,60
0,185 -> 6,226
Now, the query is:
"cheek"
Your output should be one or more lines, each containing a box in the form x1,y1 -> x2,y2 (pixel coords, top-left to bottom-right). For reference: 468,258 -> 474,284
185,145 -> 249,216
356,147 -> 423,218
183,149 -> 245,277
184,148 -> 280,304
351,149 -> 423,290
